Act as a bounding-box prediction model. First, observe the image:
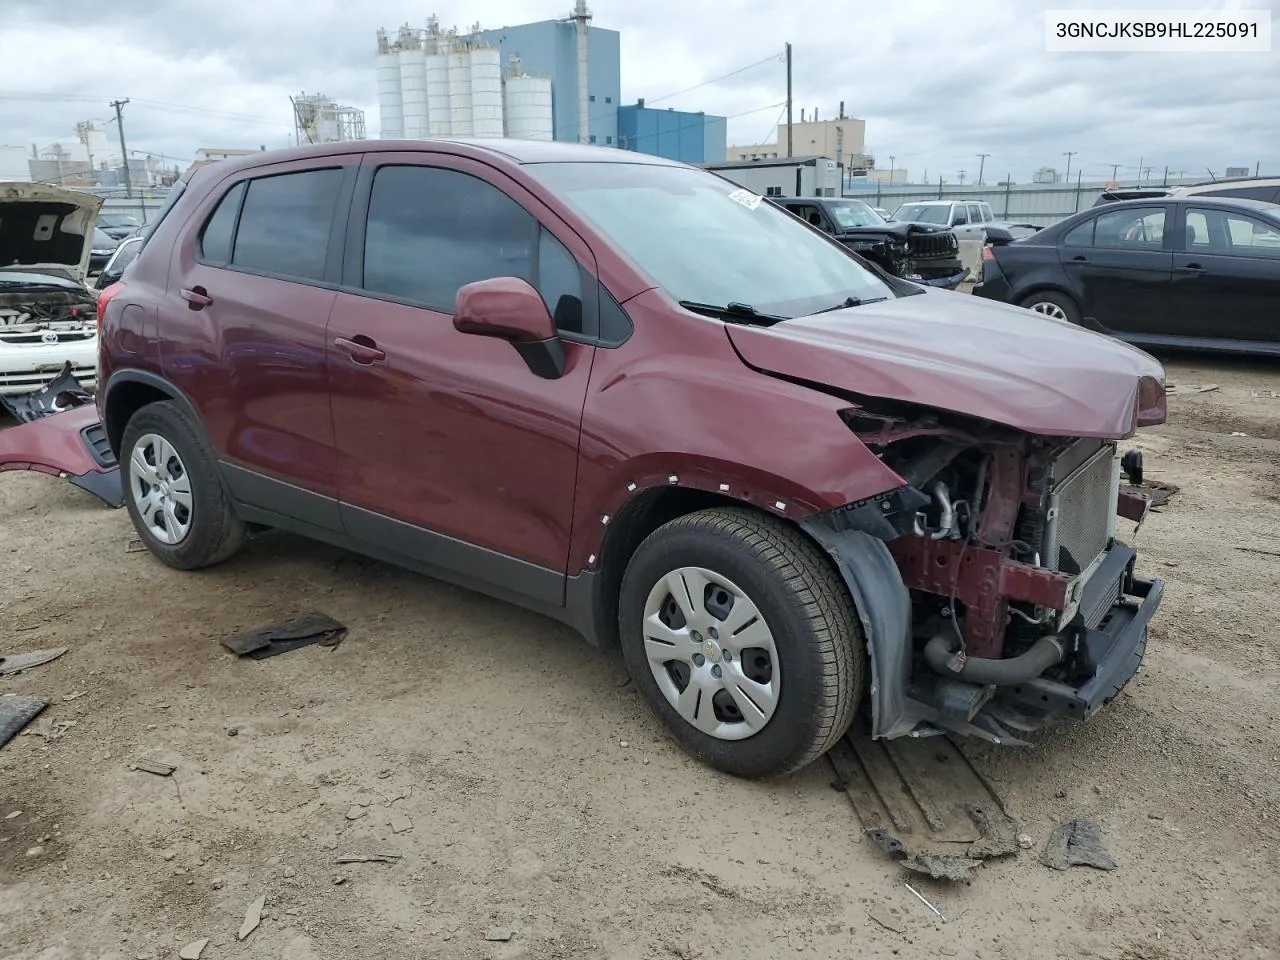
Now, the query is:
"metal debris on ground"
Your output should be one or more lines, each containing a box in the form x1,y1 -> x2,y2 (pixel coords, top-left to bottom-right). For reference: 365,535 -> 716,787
1165,382 -> 1220,396
220,613 -> 348,659
0,363 -> 94,423
1235,546 -> 1280,559
388,812 -> 414,834
0,647 -> 68,678
335,853 -> 402,864
827,722 -> 1019,882
131,758 -> 176,777
903,881 -> 947,920
1041,818 -> 1118,871
484,929 -> 515,942
1121,479 -> 1179,511
237,894 -> 265,941
0,694 -> 48,748
179,938 -> 209,960
125,538 -> 147,553
1250,389 -> 1279,400
867,902 -> 907,934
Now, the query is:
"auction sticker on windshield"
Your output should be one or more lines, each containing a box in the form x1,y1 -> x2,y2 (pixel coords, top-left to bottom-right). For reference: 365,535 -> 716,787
727,189 -> 763,211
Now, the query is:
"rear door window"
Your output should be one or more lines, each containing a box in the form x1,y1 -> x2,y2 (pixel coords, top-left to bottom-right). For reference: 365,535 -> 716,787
231,169 -> 344,282
1093,207 -> 1165,249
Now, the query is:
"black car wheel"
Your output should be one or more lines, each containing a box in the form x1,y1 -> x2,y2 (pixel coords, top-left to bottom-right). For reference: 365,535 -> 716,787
121,401 -> 246,570
1021,291 -> 1081,325
618,507 -> 865,780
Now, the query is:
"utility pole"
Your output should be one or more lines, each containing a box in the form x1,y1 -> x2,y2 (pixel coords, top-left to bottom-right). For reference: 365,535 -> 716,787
1063,151 -> 1077,184
976,153 -> 989,186
110,98 -> 132,198
958,169 -> 966,185
1109,163 -> 1120,181
1137,156 -> 1144,182
888,154 -> 895,184
1256,161 -> 1261,176
784,43 -> 793,158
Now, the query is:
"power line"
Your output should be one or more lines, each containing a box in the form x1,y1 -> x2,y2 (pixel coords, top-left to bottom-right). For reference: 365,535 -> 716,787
642,50 -> 784,108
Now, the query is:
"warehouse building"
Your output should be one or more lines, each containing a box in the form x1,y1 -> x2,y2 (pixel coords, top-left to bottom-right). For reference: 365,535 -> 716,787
616,100 -> 726,164
704,156 -> 844,198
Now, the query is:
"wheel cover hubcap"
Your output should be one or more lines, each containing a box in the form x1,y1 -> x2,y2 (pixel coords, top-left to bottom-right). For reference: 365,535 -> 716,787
642,566 -> 781,741
1030,301 -> 1068,320
128,433 -> 193,545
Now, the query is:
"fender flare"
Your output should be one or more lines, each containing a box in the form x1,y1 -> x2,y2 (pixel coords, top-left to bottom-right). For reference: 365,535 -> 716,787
798,523 -> 919,740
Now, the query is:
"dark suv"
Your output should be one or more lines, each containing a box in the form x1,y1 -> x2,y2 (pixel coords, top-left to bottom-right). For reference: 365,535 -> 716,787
82,140 -> 1165,778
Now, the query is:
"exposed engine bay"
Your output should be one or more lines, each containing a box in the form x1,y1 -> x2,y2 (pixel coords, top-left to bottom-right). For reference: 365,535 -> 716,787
805,400 -> 1163,746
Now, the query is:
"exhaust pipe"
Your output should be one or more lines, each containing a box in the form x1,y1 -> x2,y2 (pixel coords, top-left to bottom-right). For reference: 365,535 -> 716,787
924,633 -> 1064,686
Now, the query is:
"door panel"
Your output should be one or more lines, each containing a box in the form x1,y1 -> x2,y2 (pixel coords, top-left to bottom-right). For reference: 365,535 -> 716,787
328,158 -> 597,591
1059,206 -> 1172,334
165,161 -> 354,513
1170,207 -> 1280,342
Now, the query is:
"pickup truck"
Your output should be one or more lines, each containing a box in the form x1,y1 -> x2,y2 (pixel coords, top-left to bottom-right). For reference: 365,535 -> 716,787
768,196 -> 967,289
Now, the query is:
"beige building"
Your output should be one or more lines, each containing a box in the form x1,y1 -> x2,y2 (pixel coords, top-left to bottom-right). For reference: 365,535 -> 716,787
727,116 -> 871,173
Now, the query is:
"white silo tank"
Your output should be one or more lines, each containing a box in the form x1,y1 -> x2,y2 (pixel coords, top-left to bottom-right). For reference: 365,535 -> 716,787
376,51 -> 404,139
426,51 -> 451,136
504,75 -> 554,141
448,50 -> 473,137
398,46 -> 429,139
469,47 -> 504,139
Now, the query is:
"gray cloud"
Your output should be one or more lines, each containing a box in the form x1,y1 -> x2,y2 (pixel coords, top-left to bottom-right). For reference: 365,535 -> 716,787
1,0 -> 1275,183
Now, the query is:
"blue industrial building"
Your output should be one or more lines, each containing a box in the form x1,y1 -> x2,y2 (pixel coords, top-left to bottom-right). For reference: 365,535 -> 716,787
616,101 -> 727,164
478,19 -> 621,147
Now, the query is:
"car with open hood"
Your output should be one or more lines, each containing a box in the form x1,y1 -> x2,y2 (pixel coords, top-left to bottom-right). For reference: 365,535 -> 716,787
0,182 -> 102,396
3,141 -> 1166,779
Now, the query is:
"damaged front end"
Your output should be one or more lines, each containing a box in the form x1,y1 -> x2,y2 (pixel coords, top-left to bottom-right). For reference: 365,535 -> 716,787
803,403 -> 1164,746
839,225 -> 967,290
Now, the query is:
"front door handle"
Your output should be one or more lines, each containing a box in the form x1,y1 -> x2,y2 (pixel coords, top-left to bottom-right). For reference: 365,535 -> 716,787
1176,263 -> 1206,272
1071,255 -> 1089,262
180,286 -> 213,309
334,335 -> 386,365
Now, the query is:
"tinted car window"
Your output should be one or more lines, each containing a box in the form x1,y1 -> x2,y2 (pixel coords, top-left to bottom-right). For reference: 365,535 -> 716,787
232,169 -> 343,281
198,181 -> 245,264
1221,211 -> 1280,258
952,206 -> 969,225
363,165 -> 583,330
1063,220 -> 1095,246
1094,208 -> 1165,248
1199,185 -> 1279,202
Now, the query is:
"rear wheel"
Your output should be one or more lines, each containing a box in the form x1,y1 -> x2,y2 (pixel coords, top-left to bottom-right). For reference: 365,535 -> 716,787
121,401 -> 245,570
618,507 -> 864,779
1020,290 -> 1081,325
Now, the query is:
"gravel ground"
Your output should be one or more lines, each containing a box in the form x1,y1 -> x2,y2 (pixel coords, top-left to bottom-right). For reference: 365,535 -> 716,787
1,355 -> 1278,960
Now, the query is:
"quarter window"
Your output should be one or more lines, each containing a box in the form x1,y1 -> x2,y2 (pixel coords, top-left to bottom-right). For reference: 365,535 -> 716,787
231,169 -> 343,281
198,182 -> 244,264
362,165 -> 584,332
1063,219 -> 1094,246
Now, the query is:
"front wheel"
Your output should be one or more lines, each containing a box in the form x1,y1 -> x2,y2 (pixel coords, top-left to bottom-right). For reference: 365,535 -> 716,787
618,508 -> 865,779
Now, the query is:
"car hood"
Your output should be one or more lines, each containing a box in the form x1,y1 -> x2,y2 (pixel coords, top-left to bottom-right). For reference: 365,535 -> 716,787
0,181 -> 103,283
726,290 -> 1164,438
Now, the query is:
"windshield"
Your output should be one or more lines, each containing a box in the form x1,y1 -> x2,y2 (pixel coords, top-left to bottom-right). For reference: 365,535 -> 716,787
92,228 -> 116,247
894,204 -> 950,224
824,200 -> 885,228
525,162 -> 897,318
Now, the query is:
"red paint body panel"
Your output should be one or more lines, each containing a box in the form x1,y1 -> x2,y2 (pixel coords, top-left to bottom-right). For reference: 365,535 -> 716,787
568,288 -> 907,570
727,290 -> 1167,439
0,405 -> 102,477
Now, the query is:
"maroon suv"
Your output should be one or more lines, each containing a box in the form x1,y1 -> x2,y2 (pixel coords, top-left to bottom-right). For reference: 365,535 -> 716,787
75,140 -> 1167,778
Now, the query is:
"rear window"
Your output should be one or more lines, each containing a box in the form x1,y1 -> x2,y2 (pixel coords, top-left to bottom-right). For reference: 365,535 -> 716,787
230,169 -> 343,282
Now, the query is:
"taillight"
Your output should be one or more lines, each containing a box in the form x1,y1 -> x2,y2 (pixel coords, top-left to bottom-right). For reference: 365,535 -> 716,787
981,246 -> 995,261
96,281 -> 124,330
1136,374 -> 1166,426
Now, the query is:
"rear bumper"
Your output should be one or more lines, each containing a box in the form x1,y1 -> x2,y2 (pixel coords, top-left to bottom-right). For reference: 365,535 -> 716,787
0,405 -> 122,507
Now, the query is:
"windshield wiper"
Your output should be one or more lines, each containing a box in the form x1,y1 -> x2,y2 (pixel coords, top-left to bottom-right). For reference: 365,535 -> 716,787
809,296 -> 889,315
678,300 -> 784,325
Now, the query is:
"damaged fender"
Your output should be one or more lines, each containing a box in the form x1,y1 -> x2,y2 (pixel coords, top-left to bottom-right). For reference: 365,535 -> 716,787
0,404 -> 123,507
799,522 -> 916,739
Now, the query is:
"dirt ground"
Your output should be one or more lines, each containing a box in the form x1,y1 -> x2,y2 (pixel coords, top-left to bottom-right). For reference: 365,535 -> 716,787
1,354 -> 1278,960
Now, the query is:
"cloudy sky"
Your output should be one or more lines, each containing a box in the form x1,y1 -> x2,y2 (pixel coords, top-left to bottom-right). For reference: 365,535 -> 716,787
2,0 -> 1275,184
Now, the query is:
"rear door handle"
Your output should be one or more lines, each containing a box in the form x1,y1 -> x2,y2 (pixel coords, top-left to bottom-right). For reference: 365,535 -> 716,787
1071,255 -> 1089,262
180,286 -> 213,309
334,335 -> 386,365
1176,263 -> 1206,272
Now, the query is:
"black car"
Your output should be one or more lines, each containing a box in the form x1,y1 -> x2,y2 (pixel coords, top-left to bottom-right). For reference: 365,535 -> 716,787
974,196 -> 1280,355
767,197 -> 967,288
96,212 -> 143,240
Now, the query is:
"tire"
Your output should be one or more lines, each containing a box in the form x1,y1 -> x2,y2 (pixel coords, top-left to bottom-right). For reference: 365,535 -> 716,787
618,507 -> 865,779
120,400 -> 246,570
1020,290 -> 1081,325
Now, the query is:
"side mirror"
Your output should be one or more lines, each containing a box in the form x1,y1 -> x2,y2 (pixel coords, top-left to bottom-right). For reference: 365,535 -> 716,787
453,276 -> 565,380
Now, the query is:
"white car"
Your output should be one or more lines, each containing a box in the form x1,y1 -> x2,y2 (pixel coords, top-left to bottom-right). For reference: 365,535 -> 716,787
0,182 -> 103,396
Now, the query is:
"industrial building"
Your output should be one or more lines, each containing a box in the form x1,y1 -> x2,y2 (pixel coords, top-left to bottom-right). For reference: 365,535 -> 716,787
704,156 -> 844,198
373,6 -> 725,163
727,109 -> 872,175
290,93 -> 367,145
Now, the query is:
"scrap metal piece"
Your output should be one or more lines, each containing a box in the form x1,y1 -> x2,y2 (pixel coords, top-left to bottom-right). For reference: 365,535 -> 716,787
334,853 -> 402,864
221,613 -> 347,659
237,895 -> 265,941
0,695 -> 48,748
132,758 -> 176,777
965,803 -> 1020,859
904,881 -> 946,920
1041,818 -> 1117,871
0,362 -> 93,424
901,852 -> 984,883
0,647 -> 68,678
